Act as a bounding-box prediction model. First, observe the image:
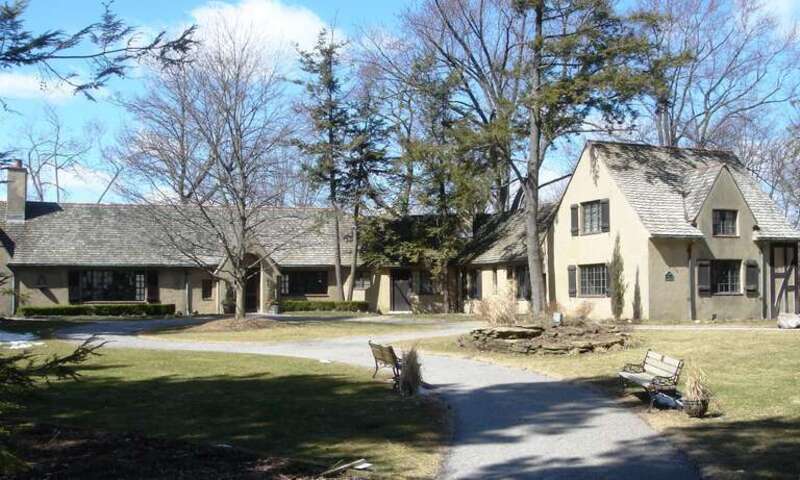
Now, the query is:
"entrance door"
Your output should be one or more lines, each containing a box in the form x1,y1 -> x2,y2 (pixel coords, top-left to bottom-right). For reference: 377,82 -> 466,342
391,270 -> 412,312
770,243 -> 798,317
245,268 -> 261,313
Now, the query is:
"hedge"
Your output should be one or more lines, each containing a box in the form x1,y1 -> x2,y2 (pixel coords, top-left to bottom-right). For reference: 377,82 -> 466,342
18,304 -> 176,317
278,300 -> 369,312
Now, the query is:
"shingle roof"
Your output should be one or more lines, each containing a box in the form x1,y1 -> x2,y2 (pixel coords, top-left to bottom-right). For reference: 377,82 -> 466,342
460,203 -> 557,265
0,202 -> 353,267
593,141 -> 800,240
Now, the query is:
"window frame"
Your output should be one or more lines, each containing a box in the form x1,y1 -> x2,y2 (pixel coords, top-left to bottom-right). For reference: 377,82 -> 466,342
286,270 -> 328,296
579,263 -> 608,297
353,270 -> 372,290
201,279 -> 214,301
70,269 -> 147,303
711,259 -> 742,295
712,209 -> 738,237
514,265 -> 531,300
581,200 -> 603,235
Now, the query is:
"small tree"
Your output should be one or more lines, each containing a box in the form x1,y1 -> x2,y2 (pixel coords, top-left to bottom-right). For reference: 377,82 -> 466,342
632,267 -> 642,322
609,234 -> 626,321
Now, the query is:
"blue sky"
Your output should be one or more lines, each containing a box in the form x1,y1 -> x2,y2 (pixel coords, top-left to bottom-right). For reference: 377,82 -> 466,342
0,0 -> 406,203
2,0 -> 799,203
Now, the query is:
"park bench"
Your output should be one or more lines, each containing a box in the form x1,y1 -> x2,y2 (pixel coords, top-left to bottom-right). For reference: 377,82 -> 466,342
619,350 -> 684,411
369,341 -> 403,390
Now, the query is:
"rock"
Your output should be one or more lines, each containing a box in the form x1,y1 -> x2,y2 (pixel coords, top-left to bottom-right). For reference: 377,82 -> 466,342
483,326 -> 545,339
777,314 -> 800,329
461,323 -> 629,356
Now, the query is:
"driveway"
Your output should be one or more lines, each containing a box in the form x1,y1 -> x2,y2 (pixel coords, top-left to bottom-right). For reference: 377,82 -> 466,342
58,319 -> 698,480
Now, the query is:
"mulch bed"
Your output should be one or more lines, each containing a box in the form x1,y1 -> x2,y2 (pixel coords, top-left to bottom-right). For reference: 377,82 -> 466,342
5,423 -> 323,479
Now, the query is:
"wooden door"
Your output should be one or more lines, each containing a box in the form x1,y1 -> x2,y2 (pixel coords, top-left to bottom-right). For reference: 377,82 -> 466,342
391,270 -> 412,312
770,243 -> 798,317
245,268 -> 261,313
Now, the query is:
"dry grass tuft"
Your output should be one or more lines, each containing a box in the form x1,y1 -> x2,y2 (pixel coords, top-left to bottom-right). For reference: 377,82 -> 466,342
399,347 -> 423,396
474,289 -> 518,326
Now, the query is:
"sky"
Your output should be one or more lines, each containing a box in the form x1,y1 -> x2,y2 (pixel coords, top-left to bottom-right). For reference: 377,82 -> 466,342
1,0 -> 799,204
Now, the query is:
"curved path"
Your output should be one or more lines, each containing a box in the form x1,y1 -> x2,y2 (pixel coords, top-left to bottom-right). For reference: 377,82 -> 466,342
58,319 -> 698,480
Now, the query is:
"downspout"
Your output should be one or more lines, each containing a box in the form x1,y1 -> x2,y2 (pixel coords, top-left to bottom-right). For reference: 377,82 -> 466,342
688,241 -> 696,321
10,271 -> 16,316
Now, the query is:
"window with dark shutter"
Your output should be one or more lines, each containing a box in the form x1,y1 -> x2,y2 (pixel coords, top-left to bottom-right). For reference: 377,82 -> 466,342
147,271 -> 159,303
201,279 -> 214,300
697,261 -> 711,296
570,205 -> 579,236
600,199 -> 610,232
745,261 -> 759,294
568,266 -> 577,297
68,271 -> 80,303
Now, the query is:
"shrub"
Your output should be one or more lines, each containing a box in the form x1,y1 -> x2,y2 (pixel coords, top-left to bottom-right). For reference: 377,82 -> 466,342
474,288 -> 518,326
18,304 -> 176,317
278,300 -> 370,312
399,347 -> 423,396
609,234 -> 626,321
632,267 -> 642,322
685,366 -> 713,400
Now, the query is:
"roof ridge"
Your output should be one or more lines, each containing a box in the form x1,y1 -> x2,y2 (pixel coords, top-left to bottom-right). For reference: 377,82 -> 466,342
589,139 -> 736,157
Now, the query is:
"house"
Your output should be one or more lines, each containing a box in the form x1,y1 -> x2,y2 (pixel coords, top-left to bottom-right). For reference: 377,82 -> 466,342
1,140 -> 798,321
464,141 -> 799,321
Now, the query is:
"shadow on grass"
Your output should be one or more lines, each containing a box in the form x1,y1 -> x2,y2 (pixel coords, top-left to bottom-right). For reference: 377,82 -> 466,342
15,369 -> 444,474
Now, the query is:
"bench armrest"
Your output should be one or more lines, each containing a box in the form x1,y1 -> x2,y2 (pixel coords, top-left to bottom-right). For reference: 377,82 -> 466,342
650,375 -> 678,388
622,363 -> 644,373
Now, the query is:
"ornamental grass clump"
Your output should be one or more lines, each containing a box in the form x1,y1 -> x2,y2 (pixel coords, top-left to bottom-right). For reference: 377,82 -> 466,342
399,347 -> 423,396
474,288 -> 518,326
683,366 -> 714,418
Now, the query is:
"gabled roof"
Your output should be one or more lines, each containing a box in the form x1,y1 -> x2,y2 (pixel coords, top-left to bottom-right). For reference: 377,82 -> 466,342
460,203 -> 557,265
592,141 -> 800,240
0,202 -> 353,268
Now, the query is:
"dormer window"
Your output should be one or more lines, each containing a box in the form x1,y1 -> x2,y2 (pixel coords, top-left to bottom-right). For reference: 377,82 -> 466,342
712,209 -> 738,236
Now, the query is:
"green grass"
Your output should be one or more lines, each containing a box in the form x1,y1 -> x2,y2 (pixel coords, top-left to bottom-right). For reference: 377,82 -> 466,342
405,330 -> 800,480
13,342 -> 446,478
144,317 -> 442,343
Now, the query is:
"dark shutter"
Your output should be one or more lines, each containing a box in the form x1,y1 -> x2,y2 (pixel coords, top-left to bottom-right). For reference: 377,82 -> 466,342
568,266 -> 577,297
570,205 -> 579,236
697,261 -> 711,296
601,199 -> 610,232
745,260 -> 759,294
147,271 -> 159,303
68,271 -> 80,304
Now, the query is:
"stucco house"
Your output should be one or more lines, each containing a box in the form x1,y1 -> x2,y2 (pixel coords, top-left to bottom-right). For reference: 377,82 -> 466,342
1,140 -> 798,321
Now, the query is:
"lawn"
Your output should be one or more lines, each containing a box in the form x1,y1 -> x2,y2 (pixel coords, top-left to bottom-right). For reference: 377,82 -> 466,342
9,341 -> 447,479
405,329 -> 800,480
142,316 -> 444,343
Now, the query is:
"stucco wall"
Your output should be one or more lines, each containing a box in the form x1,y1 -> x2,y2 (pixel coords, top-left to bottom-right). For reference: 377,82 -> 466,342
552,146 -> 651,320
692,168 -> 763,320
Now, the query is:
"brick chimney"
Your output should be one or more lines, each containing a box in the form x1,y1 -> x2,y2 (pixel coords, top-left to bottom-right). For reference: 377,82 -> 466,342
5,160 -> 27,223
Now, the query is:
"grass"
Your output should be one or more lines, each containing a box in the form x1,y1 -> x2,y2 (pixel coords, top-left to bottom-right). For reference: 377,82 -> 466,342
143,316 -> 443,343
11,341 -> 447,478
405,329 -> 800,480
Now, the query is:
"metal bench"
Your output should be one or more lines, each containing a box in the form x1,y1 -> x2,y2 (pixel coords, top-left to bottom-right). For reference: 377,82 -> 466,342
619,350 -> 684,411
369,341 -> 403,390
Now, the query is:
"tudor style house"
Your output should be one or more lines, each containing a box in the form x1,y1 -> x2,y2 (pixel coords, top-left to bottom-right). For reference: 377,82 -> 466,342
1,140 -> 798,321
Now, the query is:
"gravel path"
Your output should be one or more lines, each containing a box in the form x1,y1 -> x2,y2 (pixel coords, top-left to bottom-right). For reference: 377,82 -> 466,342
57,320 -> 698,480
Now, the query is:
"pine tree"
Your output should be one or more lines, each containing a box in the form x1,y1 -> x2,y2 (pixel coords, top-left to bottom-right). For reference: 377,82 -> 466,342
609,234 -> 627,321
296,30 -> 350,301
632,267 -> 642,322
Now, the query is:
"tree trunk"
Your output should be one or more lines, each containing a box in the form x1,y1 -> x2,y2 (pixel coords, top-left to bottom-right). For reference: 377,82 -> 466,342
526,2 -> 546,318
442,267 -> 450,313
346,204 -> 360,301
234,278 -> 246,321
332,204 -> 345,301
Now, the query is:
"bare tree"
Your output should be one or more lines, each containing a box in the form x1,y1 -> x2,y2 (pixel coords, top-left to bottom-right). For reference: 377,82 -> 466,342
636,0 -> 800,148
15,105 -> 89,201
121,22 -> 296,321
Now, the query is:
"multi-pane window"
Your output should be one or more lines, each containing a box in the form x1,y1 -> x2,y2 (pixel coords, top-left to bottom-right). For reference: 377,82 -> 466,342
279,275 -> 290,295
580,264 -> 607,296
354,271 -> 372,289
71,270 -> 146,302
287,271 -> 327,295
463,270 -> 480,299
201,279 -> 213,300
712,209 -> 738,236
418,271 -> 435,295
582,201 -> 602,234
712,260 -> 741,294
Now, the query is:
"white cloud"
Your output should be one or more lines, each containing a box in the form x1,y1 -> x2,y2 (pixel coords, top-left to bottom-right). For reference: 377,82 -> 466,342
58,165 -> 115,203
760,0 -> 800,33
0,73 -> 74,103
189,0 -> 334,65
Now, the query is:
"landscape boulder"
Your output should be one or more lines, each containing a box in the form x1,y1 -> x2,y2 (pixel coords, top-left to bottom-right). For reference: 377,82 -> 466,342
459,323 -> 628,355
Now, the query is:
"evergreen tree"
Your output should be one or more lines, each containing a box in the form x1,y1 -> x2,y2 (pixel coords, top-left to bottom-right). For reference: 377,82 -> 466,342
296,30 -> 350,301
632,267 -> 642,322
609,234 -> 626,321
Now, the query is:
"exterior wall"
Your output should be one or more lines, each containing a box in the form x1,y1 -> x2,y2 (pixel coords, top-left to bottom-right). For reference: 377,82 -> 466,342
373,267 -> 458,314
648,239 -> 692,321
552,146 -> 651,320
186,269 -> 219,315
691,168 -> 763,320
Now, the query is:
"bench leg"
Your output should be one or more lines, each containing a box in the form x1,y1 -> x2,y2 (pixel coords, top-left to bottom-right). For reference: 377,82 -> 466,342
648,390 -> 656,412
372,361 -> 379,379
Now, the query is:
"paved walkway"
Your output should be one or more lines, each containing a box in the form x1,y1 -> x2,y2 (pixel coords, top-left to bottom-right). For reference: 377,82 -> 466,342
57,320 -> 698,480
